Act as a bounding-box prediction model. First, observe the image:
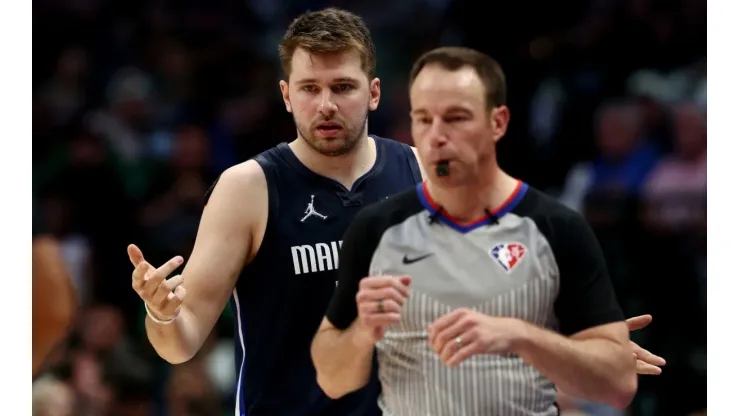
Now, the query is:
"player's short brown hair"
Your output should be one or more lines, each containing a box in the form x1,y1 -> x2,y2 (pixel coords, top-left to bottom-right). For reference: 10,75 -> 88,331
409,46 -> 507,110
278,8 -> 377,79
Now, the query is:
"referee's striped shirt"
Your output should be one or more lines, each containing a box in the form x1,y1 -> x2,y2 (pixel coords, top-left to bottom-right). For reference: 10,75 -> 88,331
326,181 -> 624,416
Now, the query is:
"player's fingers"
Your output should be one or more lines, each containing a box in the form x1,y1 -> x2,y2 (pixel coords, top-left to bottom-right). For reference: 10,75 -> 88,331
131,261 -> 153,292
151,274 -> 184,308
161,286 -> 187,317
626,314 -> 652,332
631,341 -> 666,366
142,256 -> 184,297
636,359 -> 663,375
444,340 -> 479,367
127,244 -> 146,268
430,316 -> 473,353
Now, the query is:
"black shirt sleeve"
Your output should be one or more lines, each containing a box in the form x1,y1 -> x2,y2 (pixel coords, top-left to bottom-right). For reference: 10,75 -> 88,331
325,206 -> 383,330
552,211 -> 625,336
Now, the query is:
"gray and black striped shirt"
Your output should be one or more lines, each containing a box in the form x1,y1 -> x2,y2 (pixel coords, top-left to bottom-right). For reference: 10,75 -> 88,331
326,181 -> 624,416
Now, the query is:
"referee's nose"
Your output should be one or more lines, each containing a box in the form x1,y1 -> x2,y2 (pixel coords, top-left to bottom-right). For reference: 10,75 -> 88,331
428,121 -> 450,149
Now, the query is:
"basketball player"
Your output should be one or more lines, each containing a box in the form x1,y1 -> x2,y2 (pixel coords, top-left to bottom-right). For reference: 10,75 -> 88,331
33,201 -> 77,377
311,47 -> 639,414
127,8 -> 662,416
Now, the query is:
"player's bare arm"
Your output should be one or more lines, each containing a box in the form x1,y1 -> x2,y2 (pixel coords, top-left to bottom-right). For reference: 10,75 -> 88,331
33,236 -> 77,376
129,160 -> 268,364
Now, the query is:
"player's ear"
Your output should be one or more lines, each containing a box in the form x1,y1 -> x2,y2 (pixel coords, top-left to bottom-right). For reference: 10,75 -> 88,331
490,105 -> 510,144
368,77 -> 381,112
279,80 -> 292,113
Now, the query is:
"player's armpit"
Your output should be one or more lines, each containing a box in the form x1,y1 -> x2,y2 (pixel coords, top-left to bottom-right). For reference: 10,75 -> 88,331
145,160 -> 268,363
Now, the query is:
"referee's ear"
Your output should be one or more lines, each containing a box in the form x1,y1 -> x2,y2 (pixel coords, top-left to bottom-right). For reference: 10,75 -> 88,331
489,105 -> 510,144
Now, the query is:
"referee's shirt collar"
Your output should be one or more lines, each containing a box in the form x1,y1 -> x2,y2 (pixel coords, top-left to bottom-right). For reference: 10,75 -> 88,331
416,180 -> 529,233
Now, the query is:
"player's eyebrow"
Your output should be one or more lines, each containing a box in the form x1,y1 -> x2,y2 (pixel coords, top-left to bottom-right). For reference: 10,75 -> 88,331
294,77 -> 361,85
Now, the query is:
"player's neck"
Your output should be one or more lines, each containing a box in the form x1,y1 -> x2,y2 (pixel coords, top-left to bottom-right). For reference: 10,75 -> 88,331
427,166 -> 519,223
289,135 -> 376,189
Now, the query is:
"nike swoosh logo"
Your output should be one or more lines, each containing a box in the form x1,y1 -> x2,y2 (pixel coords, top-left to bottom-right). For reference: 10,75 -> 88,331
402,253 -> 434,264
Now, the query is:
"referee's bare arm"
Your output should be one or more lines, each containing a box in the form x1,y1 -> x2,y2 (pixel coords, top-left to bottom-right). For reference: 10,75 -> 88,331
130,161 -> 266,364
515,212 -> 637,409
311,207 -> 391,399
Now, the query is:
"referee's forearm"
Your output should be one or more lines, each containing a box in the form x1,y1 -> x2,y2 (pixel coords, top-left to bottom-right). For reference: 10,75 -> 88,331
145,307 -> 204,364
311,323 -> 375,399
514,325 -> 637,409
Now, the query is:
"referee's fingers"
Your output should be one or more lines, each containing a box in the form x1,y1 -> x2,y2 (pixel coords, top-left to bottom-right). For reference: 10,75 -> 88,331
430,315 -> 473,353
360,275 -> 411,296
362,313 -> 402,328
631,341 -> 666,366
444,340 -> 479,367
357,287 -> 407,306
626,315 -> 652,332
428,308 -> 467,337
636,360 -> 662,375
358,298 -> 403,316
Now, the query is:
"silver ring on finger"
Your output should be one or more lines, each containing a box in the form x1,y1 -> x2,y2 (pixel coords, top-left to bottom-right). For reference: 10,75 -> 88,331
455,336 -> 463,347
377,298 -> 384,313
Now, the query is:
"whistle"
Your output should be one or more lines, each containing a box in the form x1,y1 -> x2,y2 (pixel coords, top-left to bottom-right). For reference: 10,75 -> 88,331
435,160 -> 450,177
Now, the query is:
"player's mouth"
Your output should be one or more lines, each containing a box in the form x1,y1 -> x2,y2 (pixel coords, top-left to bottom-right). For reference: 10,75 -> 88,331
316,121 -> 342,136
315,122 -> 343,137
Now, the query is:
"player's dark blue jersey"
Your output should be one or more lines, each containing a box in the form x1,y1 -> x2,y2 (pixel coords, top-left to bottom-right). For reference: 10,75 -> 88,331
228,136 -> 422,415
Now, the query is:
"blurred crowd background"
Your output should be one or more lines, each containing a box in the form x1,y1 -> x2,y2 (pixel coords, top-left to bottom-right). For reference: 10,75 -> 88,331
31,0 -> 707,415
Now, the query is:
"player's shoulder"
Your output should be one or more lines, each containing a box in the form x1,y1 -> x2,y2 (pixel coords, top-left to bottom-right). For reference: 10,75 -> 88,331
205,159 -> 267,205
350,187 -> 423,234
372,135 -> 415,154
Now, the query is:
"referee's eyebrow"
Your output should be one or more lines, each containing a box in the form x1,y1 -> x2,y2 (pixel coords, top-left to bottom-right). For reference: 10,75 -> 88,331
411,106 -> 474,116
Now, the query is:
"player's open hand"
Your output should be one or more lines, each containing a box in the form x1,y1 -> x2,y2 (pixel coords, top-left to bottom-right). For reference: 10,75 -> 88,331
128,244 -> 186,322
626,314 -> 666,375
354,275 -> 412,345
428,308 -> 525,367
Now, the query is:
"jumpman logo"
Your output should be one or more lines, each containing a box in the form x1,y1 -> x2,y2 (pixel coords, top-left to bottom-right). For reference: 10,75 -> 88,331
301,195 -> 327,222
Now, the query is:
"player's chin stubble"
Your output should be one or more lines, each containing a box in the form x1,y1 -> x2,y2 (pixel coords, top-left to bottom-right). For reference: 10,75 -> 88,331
296,115 -> 368,157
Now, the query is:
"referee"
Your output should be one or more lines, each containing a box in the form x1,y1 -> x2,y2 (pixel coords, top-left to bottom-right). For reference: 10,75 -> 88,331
311,47 -> 637,415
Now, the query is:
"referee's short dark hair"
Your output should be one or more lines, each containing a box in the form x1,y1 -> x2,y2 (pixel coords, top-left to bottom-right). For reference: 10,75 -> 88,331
409,46 -> 507,110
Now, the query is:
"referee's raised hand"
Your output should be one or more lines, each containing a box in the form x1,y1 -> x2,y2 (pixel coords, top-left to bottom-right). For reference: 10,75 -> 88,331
354,275 -> 412,343
128,244 -> 186,322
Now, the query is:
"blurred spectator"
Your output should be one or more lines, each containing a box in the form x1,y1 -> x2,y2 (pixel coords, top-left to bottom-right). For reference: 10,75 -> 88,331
642,102 -> 707,233
559,99 -> 660,214
32,375 -> 76,416
166,360 -> 223,416
139,124 -> 216,261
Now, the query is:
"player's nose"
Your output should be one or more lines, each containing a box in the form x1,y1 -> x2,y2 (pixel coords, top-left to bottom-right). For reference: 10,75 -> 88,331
317,91 -> 338,117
